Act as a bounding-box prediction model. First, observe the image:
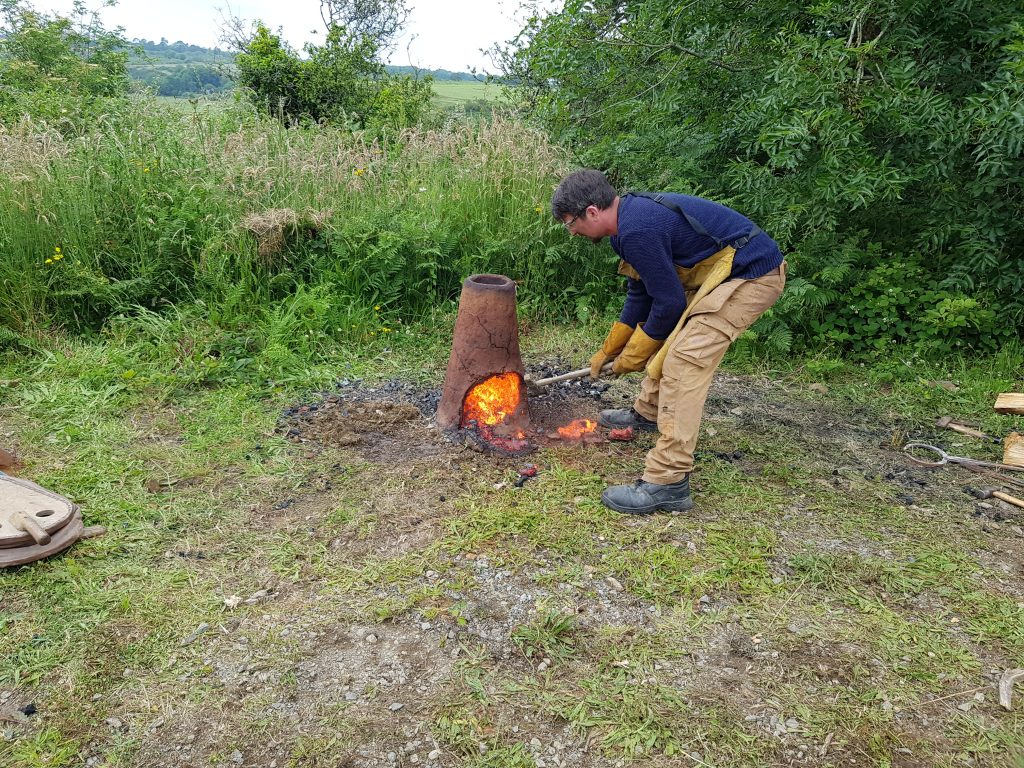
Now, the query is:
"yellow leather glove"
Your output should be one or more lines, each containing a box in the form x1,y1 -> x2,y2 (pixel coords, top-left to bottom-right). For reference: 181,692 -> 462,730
612,324 -> 664,375
590,321 -> 634,379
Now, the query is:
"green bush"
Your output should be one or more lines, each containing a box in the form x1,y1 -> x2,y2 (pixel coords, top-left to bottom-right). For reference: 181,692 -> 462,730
500,0 -> 1024,356
0,1 -> 132,125
0,102 -> 608,339
805,259 -> 1007,356
234,22 -> 432,135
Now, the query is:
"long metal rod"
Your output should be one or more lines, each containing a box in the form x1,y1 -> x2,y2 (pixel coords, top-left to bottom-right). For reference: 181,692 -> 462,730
530,363 -> 613,389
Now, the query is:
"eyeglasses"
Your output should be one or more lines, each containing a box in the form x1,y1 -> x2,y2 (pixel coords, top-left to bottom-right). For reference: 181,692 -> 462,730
564,212 -> 582,230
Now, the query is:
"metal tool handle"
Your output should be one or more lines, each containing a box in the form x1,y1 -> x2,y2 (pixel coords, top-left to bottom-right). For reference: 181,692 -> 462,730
903,443 -> 948,467
962,457 -> 1024,472
904,442 -> 1024,472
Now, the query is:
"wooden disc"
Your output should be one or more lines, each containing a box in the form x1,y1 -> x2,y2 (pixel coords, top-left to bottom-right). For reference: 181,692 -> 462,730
0,475 -> 79,548
0,510 -> 84,568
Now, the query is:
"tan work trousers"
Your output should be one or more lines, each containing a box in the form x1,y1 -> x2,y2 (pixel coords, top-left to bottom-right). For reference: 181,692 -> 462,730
635,263 -> 787,484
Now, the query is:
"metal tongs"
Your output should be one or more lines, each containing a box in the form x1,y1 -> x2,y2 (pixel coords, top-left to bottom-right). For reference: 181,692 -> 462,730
903,442 -> 1024,491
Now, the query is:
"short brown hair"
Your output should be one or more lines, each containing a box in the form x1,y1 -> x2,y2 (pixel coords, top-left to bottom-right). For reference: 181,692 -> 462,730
551,169 -> 617,219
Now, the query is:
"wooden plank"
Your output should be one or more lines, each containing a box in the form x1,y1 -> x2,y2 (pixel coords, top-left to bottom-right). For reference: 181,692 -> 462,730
995,393 -> 1024,415
1005,432 -> 1024,469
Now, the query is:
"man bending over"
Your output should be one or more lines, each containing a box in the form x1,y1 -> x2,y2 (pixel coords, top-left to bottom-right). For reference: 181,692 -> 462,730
552,169 -> 786,514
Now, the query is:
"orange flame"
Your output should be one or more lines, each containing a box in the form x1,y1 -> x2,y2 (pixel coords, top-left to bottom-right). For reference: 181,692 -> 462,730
461,372 -> 530,453
557,418 -> 597,439
462,372 -> 523,429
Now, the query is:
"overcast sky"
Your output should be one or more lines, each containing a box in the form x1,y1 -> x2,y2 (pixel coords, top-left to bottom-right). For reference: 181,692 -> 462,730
39,0 -> 540,72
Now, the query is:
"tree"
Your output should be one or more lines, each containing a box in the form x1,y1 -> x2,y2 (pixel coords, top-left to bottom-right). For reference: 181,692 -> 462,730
228,1 -> 431,132
501,0 -> 1024,354
0,0 -> 132,121
318,0 -> 409,53
233,24 -> 304,117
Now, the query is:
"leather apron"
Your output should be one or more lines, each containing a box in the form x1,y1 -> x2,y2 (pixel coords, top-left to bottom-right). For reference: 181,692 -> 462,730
616,193 -> 760,380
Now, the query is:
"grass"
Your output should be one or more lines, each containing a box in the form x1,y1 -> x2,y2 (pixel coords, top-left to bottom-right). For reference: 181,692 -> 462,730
151,79 -> 503,111
1,98 -> 1023,763
2,319 -> 1023,766
0,94 -> 603,339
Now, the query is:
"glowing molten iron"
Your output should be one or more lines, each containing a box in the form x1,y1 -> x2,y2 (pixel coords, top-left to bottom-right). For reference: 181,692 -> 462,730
461,372 -> 529,451
557,418 -> 597,439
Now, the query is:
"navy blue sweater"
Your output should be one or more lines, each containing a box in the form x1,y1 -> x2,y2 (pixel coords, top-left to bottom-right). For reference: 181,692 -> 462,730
610,193 -> 783,339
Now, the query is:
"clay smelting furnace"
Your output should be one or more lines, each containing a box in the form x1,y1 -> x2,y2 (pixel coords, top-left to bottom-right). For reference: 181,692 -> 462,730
436,274 -> 531,452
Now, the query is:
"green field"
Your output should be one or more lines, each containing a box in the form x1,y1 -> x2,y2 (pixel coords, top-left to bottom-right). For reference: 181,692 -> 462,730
152,81 -> 505,111
431,79 -> 504,108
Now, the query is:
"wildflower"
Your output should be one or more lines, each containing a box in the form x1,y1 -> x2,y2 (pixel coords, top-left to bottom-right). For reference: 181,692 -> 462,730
534,206 -> 543,213
382,327 -> 392,333
45,258 -> 53,264
354,168 -> 365,176
144,168 -> 150,173
374,305 -> 381,311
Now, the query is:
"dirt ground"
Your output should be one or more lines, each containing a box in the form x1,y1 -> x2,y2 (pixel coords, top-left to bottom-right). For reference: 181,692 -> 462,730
5,365 -> 1024,767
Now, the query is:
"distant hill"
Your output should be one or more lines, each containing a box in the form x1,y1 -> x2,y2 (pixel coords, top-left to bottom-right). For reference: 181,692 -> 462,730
133,39 -> 235,63
128,39 -> 235,97
384,65 -> 479,81
127,39 -> 482,98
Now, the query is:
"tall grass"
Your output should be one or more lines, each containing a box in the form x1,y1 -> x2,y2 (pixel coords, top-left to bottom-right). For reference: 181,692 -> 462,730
0,99 -> 614,341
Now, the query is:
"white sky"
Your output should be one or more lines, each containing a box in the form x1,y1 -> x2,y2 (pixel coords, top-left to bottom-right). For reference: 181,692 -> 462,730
38,0 -> 539,72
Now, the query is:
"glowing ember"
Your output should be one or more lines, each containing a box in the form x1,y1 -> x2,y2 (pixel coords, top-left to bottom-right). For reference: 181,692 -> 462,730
557,418 -> 597,439
462,372 -> 529,451
608,426 -> 636,441
462,372 -> 523,429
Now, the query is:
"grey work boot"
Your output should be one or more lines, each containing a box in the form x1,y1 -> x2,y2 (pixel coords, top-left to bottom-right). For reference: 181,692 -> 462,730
601,476 -> 694,515
598,408 -> 658,432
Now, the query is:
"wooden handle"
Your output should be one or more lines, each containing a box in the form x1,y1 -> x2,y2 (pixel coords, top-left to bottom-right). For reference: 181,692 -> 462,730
80,525 -> 107,540
14,511 -> 51,545
993,491 -> 1024,510
949,423 -> 998,442
530,363 -> 613,388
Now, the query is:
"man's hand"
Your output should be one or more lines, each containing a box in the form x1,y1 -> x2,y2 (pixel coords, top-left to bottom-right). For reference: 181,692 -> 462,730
590,321 -> 634,379
612,325 -> 663,375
